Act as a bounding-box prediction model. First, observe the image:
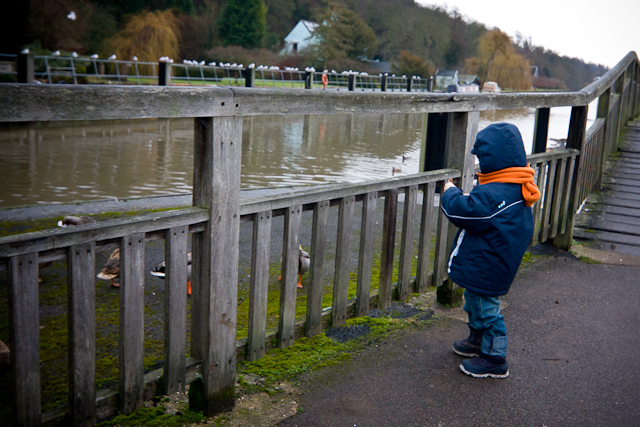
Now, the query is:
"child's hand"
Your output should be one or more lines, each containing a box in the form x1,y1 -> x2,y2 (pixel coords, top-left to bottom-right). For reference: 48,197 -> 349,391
444,179 -> 456,192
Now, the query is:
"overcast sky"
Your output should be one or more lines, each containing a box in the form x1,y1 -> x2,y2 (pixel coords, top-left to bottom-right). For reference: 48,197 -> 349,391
416,0 -> 639,69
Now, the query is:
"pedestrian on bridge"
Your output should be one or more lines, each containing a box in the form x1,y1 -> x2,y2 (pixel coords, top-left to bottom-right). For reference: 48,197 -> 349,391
441,122 -> 540,378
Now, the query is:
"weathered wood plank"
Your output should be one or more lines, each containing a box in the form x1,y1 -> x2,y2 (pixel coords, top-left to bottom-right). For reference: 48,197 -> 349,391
601,189 -> 640,201
332,196 -> 355,327
604,177 -> 640,188
433,182 -> 451,288
119,234 -> 146,415
599,197 -> 640,210
549,158 -> 567,238
240,169 -> 461,217
0,207 -> 208,259
397,185 -> 418,301
9,252 -> 41,427
604,183 -> 640,195
560,157 -> 576,235
416,183 -> 435,293
248,211 -> 272,360
577,211 -> 640,228
531,161 -> 547,244
68,243 -> 96,427
356,192 -> 377,317
541,159 -> 557,242
279,205 -> 302,348
378,190 -> 397,310
577,219 -> 640,236
306,201 -> 328,337
163,226 -> 188,394
574,228 -> 640,246
191,115 -> 242,414
0,85 -> 592,123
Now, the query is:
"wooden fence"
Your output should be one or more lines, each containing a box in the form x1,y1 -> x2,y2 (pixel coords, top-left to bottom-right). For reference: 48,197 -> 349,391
0,51 -> 638,426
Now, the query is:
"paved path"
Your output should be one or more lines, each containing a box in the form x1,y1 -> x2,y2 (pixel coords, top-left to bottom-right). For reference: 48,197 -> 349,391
276,244 -> 640,427
575,119 -> 640,256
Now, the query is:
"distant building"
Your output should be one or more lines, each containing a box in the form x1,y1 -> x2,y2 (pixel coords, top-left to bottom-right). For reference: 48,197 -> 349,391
458,74 -> 481,86
281,20 -> 320,56
434,70 -> 458,91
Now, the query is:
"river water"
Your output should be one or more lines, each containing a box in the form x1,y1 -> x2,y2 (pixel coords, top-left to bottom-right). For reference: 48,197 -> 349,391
0,104 -> 596,208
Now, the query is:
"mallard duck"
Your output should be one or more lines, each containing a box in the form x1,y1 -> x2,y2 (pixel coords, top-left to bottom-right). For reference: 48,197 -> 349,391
392,167 -> 402,176
97,248 -> 120,288
150,252 -> 192,295
57,216 -> 96,227
279,245 -> 310,289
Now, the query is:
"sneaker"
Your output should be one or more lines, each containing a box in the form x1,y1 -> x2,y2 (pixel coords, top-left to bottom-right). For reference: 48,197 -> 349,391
452,326 -> 483,357
460,353 -> 509,378
453,338 -> 481,357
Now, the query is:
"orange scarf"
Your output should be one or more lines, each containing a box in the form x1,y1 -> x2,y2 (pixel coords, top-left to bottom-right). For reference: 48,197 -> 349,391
477,165 -> 540,207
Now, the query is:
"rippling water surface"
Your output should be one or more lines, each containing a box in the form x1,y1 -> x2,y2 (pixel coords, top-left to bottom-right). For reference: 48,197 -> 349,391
0,104 -> 596,208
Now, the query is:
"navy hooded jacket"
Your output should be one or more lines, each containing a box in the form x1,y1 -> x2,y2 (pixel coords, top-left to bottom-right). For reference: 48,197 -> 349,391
440,123 -> 534,297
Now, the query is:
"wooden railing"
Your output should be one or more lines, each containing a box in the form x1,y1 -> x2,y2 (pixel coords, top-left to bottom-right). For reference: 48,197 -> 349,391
0,51 -> 638,426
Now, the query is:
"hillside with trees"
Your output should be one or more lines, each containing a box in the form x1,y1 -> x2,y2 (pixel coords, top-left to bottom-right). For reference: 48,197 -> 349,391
1,0 -> 608,90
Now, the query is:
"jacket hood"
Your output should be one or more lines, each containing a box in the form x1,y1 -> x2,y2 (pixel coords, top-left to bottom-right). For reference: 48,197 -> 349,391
471,123 -> 527,173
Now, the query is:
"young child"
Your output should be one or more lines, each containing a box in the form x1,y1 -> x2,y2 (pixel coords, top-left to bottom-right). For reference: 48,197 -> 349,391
440,122 -> 540,378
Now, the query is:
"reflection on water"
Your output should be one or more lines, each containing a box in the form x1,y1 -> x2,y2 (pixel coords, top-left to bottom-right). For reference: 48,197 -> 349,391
0,103 -> 595,208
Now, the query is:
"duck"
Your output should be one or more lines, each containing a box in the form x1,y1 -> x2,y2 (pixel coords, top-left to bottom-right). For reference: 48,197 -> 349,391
150,252 -> 192,295
392,167 -> 402,176
297,246 -> 311,289
402,155 -> 411,163
57,215 -> 96,227
97,248 -> 120,288
279,245 -> 310,289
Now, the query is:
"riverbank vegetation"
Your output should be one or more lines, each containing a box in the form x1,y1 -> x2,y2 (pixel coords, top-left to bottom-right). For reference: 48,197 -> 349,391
4,0 -> 607,91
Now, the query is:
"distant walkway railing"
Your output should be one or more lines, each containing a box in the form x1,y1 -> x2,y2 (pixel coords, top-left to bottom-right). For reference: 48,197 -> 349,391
0,50 -> 637,426
2,52 -> 433,92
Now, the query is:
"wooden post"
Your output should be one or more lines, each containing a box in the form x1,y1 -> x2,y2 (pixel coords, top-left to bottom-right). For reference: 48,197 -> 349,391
191,116 -> 242,415
378,189 -> 398,309
17,52 -> 34,83
381,74 -> 388,92
248,211 -> 272,360
279,205 -> 302,348
397,185 -> 418,300
633,62 -> 640,118
552,106 -> 588,251
406,76 -> 413,92
595,88 -> 611,190
613,75 -> 625,143
533,107 -> 550,153
244,67 -> 255,88
348,74 -> 356,91
159,61 -> 172,86
306,201 -> 329,337
119,234 -> 146,415
436,111 -> 479,306
332,196 -> 355,327
9,253 -> 40,427
305,70 -> 314,89
356,192 -> 377,316
416,182 -> 435,293
163,226 -> 188,394
68,243 -> 96,427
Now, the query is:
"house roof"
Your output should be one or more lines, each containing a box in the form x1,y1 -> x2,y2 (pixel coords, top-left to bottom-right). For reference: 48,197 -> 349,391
459,74 -> 480,84
301,20 -> 319,33
435,70 -> 458,77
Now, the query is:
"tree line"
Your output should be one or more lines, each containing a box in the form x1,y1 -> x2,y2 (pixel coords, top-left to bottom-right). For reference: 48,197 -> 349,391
1,0 -> 608,90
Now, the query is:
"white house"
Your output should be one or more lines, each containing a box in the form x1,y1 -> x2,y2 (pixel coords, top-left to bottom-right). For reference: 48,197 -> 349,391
281,20 -> 320,55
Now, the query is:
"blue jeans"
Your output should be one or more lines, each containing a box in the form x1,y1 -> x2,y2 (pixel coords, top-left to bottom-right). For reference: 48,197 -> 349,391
463,289 -> 508,357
